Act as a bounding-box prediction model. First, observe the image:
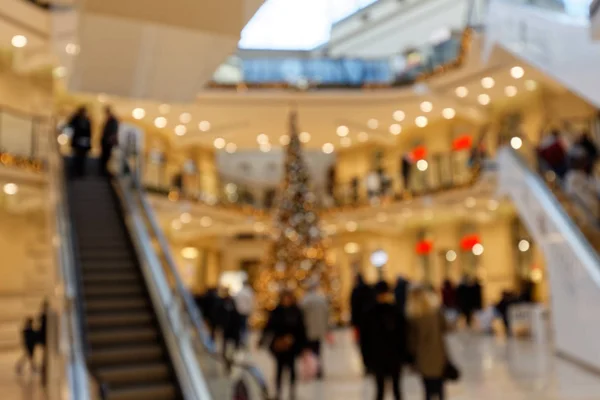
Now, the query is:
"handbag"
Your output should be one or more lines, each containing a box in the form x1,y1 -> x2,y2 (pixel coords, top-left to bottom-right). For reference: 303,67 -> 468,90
443,360 -> 461,382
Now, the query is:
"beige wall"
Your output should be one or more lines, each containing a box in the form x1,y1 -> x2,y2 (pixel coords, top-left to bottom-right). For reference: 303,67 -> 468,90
0,67 -> 53,115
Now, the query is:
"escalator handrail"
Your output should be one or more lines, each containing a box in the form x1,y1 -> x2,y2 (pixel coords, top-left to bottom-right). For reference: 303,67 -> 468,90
500,146 -> 600,285
128,169 -> 270,398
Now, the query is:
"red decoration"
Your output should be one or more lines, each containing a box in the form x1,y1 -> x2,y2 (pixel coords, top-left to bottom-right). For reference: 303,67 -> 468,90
416,240 -> 433,255
460,234 -> 480,251
411,146 -> 427,160
452,135 -> 473,151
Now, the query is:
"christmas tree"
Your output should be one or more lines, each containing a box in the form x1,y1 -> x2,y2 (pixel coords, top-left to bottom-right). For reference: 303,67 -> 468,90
254,112 -> 341,325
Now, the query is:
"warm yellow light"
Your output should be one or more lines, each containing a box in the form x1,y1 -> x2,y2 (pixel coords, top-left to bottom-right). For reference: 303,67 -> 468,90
225,142 -> 237,154
416,159 -> 428,171
455,86 -> 468,97
446,250 -> 457,262
257,133 -> 269,145
487,199 -> 499,211
340,137 -> 352,147
518,239 -> 530,252
132,108 -> 146,120
393,110 -> 405,122
481,77 -> 495,89
442,108 -> 456,119
179,113 -> 192,124
420,101 -> 433,113
358,131 -> 369,142
171,220 -> 182,230
181,247 -> 199,259
511,66 -> 525,79
180,212 -> 192,224
336,125 -> 349,137
299,131 -> 311,143
260,143 -> 272,153
3,183 -> 18,195
472,243 -> 484,256
53,66 -> 67,78
346,221 -> 358,232
154,117 -> 167,128
97,93 -> 108,103
415,116 -> 428,128
11,35 -> 27,48
280,135 -> 290,145
213,137 -> 226,149
57,134 -> 69,146
65,43 -> 80,55
477,94 -> 491,105
254,222 -> 266,233
504,85 -> 518,97
525,80 -> 537,91
344,242 -> 360,254
322,143 -> 334,154
200,216 -> 213,227
389,124 -> 402,135
175,125 -> 187,136
510,137 -> 523,149
159,104 -> 171,114
199,120 -> 211,132
367,119 -> 379,129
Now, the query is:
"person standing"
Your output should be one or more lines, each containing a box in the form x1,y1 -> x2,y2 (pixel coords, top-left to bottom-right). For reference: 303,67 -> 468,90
100,106 -> 119,176
407,286 -> 450,400
360,281 -> 407,400
394,275 -> 410,315
69,106 -> 92,177
300,282 -> 329,379
219,289 -> 242,363
234,280 -> 255,347
260,291 -> 307,400
15,317 -> 37,375
401,153 -> 413,192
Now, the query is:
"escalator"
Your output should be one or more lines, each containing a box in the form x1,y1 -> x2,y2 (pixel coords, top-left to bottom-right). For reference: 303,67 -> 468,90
484,0 -> 600,107
67,167 -> 181,399
497,145 -> 600,371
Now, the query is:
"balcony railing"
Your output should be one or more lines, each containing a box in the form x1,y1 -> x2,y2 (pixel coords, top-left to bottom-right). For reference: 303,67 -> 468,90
210,29 -> 470,90
0,106 -> 49,172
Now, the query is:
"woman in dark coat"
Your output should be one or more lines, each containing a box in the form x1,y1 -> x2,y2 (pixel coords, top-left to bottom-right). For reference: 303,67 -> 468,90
69,106 -> 92,177
260,291 -> 307,400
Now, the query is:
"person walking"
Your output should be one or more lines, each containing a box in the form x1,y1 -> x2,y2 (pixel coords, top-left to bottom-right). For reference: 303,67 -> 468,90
15,317 -> 38,375
394,275 -> 410,315
350,274 -> 374,372
300,282 -> 329,379
407,286 -> 450,400
218,288 -> 242,363
401,153 -> 413,192
69,106 -> 92,177
260,291 -> 307,400
234,280 -> 255,347
360,281 -> 407,400
99,106 -> 119,176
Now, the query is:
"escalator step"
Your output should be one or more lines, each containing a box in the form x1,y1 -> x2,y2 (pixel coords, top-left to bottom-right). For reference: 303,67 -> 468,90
88,327 -> 159,346
87,313 -> 154,329
89,344 -> 165,368
105,383 -> 177,400
84,284 -> 145,297
86,298 -> 149,312
96,363 -> 170,386
83,272 -> 141,284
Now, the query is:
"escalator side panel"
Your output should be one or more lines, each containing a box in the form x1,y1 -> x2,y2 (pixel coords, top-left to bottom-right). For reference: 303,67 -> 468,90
498,148 -> 600,371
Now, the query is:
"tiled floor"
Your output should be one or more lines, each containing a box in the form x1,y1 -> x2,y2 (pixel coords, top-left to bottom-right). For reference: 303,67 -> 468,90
248,330 -> 600,400
0,350 -> 46,400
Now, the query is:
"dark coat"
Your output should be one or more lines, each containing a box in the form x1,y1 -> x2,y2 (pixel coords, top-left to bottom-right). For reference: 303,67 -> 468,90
70,115 -> 92,151
261,305 -> 307,357
394,277 -> 409,314
101,115 -> 119,147
218,296 -> 242,341
360,301 -> 407,374
350,281 -> 374,327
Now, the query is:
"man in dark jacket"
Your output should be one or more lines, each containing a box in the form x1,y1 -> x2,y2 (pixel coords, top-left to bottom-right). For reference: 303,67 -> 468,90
360,281 -> 407,400
100,106 -> 119,176
394,275 -> 409,315
69,106 -> 92,177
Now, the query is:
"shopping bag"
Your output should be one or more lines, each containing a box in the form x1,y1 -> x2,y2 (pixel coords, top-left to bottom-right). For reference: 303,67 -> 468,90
301,351 -> 319,381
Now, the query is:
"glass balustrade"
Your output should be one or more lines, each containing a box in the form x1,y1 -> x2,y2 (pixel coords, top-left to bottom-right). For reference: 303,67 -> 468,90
0,107 -> 49,166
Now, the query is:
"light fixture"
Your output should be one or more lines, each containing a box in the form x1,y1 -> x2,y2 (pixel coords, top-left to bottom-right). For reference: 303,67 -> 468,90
389,124 -> 402,135
393,110 -> 405,122
415,116 -> 428,128
376,212 -> 387,223
280,135 -> 290,145
367,119 -> 379,129
171,220 -> 182,230
344,242 -> 360,254
299,132 -> 311,143
322,143 -> 334,154
346,221 -> 358,232
132,108 -> 145,120
53,66 -> 67,78
11,35 -> 27,48
3,183 -> 18,195
225,142 -> 237,154
336,125 -> 349,137
358,131 -> 369,142
180,212 -> 192,224
420,101 -> 433,113
504,86 -> 518,97
472,243 -> 484,256
481,77 -> 495,89
154,117 -> 167,128
225,183 -> 237,195
416,159 -> 428,171
455,86 -> 468,97
57,134 -> 69,145
257,133 -> 269,145
487,199 -> 499,211
510,137 -> 523,149
97,93 -> 108,103
179,113 -> 192,124
200,216 -> 213,227
446,250 -> 457,262
477,94 -> 491,105
525,80 -> 537,91
465,197 -> 476,208
518,239 -> 530,252
199,120 -> 211,132
175,125 -> 187,136
442,108 -> 456,119
341,137 -> 352,147
213,137 -> 226,149
65,43 -> 80,55
511,66 -> 525,79
181,247 -> 199,260
260,143 -> 272,153
159,104 -> 171,114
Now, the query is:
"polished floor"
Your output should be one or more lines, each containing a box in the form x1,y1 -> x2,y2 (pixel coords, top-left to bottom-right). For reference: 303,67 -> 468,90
0,350 -> 46,400
248,330 -> 600,400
